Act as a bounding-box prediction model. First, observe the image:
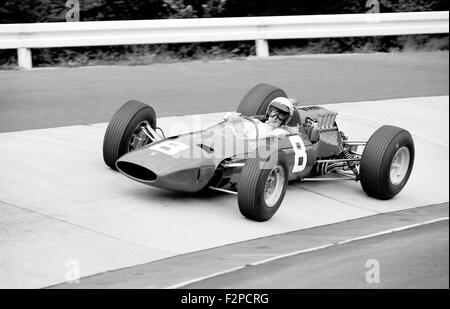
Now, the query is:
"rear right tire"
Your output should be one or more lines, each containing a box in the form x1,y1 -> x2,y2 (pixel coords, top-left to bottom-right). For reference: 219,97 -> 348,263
237,84 -> 287,116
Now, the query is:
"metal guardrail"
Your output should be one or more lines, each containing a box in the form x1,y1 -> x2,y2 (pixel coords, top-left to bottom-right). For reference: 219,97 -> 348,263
0,11 -> 448,70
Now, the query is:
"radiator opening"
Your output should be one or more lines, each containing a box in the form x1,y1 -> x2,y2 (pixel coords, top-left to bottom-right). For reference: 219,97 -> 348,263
116,161 -> 157,181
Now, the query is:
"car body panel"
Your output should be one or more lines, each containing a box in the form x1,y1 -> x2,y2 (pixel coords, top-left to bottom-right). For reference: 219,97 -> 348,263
116,106 -> 344,193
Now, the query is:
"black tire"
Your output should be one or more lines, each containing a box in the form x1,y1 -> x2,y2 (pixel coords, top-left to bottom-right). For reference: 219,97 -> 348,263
237,84 -> 287,116
103,100 -> 156,170
238,151 -> 289,222
360,125 -> 415,200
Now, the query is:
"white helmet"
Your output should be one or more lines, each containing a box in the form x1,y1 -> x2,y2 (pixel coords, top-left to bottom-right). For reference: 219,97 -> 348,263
266,97 -> 295,126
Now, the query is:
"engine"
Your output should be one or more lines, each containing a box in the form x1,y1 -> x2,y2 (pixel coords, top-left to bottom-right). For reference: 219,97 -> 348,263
298,106 -> 338,142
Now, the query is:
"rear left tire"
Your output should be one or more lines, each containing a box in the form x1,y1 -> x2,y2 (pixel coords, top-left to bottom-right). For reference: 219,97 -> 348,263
359,125 -> 415,199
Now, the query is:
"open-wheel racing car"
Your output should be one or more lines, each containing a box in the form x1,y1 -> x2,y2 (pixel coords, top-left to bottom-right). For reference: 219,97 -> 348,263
103,84 -> 415,222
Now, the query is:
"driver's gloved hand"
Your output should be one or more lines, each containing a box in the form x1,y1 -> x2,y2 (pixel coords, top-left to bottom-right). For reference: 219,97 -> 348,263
269,128 -> 288,138
223,112 -> 242,123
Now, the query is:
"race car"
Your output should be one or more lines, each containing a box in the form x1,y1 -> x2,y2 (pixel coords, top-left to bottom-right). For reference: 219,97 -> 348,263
102,84 -> 415,222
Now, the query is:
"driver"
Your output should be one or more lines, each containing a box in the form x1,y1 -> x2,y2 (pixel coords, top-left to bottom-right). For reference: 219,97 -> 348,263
224,97 -> 296,138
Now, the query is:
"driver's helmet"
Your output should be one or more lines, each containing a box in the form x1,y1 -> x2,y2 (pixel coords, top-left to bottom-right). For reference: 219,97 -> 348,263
265,97 -> 295,126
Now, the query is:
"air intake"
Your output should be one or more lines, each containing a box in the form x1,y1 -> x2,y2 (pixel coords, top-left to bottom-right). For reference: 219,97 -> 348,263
116,161 -> 157,181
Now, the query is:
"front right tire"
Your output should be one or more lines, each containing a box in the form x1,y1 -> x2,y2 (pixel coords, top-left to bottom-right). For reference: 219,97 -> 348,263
103,100 -> 156,170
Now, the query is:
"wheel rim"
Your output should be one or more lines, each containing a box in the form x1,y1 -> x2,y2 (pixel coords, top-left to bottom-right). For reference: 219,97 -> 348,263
390,146 -> 410,185
128,120 -> 152,152
264,165 -> 285,207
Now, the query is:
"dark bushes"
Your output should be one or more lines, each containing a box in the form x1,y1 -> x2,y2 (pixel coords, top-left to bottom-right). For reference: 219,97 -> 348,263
0,0 -> 448,68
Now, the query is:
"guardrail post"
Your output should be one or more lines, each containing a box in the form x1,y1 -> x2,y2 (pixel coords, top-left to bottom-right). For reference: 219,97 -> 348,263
255,39 -> 269,57
17,48 -> 32,70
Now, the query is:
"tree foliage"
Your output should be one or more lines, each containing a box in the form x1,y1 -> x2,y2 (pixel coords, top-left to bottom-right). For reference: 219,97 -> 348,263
0,0 -> 447,68
0,0 -> 448,23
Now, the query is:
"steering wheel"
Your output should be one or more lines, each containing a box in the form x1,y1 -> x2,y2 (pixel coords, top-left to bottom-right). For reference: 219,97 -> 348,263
220,125 -> 239,137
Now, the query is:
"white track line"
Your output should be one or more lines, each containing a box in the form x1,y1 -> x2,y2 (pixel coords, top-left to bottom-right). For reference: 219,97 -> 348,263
166,217 -> 449,289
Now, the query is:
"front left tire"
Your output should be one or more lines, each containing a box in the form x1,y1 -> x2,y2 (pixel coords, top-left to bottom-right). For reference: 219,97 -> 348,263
238,151 -> 289,222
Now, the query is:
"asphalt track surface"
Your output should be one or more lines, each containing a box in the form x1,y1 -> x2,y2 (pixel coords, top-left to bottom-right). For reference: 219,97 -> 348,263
184,220 -> 449,289
52,203 -> 449,289
0,51 -> 448,132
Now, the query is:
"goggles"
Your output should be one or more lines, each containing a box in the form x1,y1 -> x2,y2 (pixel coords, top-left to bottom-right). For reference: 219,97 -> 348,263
268,108 -> 288,121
